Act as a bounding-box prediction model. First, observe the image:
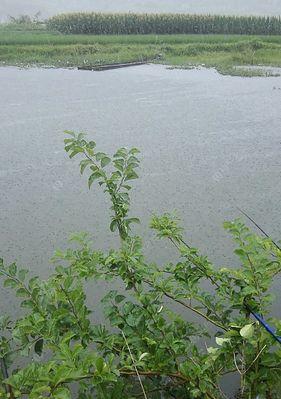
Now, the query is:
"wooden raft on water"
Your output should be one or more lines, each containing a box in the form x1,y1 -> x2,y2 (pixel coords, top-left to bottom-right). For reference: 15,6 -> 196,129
78,61 -> 147,71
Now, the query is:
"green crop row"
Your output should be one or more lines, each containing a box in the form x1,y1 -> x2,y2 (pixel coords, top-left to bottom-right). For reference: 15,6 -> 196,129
47,12 -> 281,35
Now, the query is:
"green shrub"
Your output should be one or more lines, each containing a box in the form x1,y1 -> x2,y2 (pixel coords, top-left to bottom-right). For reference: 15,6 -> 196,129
0,132 -> 281,398
47,12 -> 281,35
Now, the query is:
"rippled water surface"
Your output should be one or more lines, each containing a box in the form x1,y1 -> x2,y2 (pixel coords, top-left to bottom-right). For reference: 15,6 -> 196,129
0,64 -> 281,396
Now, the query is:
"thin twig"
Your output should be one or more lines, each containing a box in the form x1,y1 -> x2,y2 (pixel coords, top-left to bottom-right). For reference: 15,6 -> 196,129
119,369 -> 187,381
3,336 -> 43,358
244,345 -> 267,374
233,352 -> 243,375
134,381 -> 186,398
0,357 -> 14,398
121,331 -> 148,399
116,156 -> 128,193
144,279 -> 227,331
169,237 -> 221,289
60,284 -> 84,332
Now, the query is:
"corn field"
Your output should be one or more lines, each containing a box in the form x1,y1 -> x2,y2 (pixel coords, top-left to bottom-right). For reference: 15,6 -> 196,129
47,13 -> 281,35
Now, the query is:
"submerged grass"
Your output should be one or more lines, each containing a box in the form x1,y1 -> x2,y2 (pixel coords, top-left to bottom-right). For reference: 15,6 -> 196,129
0,28 -> 281,76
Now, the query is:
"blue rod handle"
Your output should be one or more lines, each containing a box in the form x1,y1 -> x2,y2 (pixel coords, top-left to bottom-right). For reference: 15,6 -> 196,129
246,306 -> 281,345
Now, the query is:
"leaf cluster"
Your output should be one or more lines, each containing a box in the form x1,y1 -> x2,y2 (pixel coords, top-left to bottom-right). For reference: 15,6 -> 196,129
0,133 -> 280,399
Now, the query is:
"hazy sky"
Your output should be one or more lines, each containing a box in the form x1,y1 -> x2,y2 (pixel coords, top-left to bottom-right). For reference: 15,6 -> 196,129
1,0 -> 281,20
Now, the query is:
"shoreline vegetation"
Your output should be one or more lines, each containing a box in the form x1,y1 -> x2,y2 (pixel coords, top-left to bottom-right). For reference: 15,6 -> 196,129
1,13 -> 281,76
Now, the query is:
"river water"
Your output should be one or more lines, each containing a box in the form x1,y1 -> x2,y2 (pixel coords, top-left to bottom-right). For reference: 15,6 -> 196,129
0,64 -> 281,396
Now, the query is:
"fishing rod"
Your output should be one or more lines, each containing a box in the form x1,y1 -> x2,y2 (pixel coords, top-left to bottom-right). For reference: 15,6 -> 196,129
244,303 -> 281,345
236,207 -> 281,251
236,208 -> 281,344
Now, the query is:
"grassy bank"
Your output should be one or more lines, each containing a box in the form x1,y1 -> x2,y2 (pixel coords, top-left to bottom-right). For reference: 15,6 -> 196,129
1,28 -> 281,76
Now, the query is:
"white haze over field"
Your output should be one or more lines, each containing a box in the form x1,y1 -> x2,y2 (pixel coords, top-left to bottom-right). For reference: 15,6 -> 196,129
0,0 -> 281,20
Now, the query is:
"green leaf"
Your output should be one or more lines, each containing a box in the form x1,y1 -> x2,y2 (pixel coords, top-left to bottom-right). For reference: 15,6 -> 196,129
69,147 -> 84,158
139,352 -> 149,361
20,344 -> 30,357
64,130 -> 75,137
4,279 -> 17,288
8,263 -> 17,276
80,159 -> 92,174
127,218 -> 140,226
53,387 -> 71,399
234,248 -> 246,257
20,299 -> 34,309
88,172 -> 101,188
215,337 -> 231,346
190,388 -> 201,398
126,314 -> 137,327
95,152 -> 106,161
28,276 -> 39,290
89,166 -> 98,174
64,144 -> 72,152
88,141 -> 96,149
34,339 -> 44,356
95,357 -> 104,373
128,155 -> 139,164
101,156 -> 111,168
115,295 -> 125,304
125,171 -> 138,181
207,347 -> 219,354
129,148 -> 140,155
87,148 -> 94,157
18,269 -> 28,282
61,333 -> 76,344
114,148 -> 127,158
240,323 -> 254,339
113,159 -> 124,171
64,138 -> 74,144
110,220 -> 118,232
16,288 -> 28,297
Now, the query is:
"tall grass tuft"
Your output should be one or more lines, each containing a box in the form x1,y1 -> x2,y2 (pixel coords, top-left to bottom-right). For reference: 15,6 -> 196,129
47,13 -> 281,35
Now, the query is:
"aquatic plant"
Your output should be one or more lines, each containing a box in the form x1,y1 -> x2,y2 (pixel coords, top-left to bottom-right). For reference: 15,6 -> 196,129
0,132 -> 280,398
